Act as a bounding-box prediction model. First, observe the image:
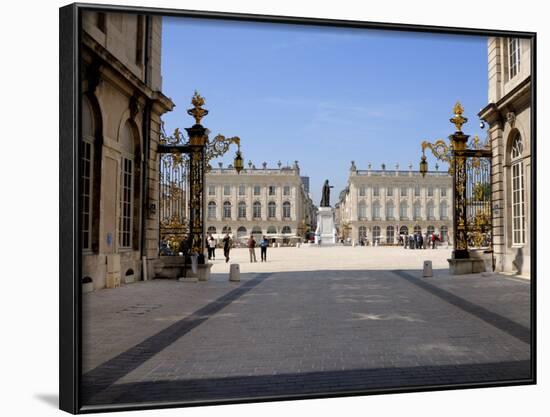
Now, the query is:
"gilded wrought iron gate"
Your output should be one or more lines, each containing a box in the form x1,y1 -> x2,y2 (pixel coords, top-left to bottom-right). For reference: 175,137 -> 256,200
465,153 -> 492,249
158,128 -> 190,256
452,135 -> 493,257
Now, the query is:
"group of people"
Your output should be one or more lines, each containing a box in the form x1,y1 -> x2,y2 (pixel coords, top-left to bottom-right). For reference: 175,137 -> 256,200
207,233 -> 270,263
398,232 -> 439,249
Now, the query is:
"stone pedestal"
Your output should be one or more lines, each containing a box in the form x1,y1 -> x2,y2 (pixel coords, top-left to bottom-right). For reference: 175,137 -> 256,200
184,263 -> 213,282
448,258 -> 487,275
315,207 -> 336,245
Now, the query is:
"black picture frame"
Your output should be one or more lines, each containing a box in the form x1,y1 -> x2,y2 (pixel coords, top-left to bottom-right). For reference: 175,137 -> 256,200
60,2 -> 536,414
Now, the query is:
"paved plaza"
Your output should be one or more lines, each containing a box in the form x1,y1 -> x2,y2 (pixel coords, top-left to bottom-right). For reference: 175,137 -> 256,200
82,246 -> 531,407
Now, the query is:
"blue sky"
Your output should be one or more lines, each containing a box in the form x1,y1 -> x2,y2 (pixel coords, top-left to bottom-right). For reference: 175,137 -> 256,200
161,17 -> 488,205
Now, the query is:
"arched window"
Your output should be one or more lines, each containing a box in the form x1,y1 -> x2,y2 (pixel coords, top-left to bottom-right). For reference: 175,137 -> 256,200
372,226 -> 381,243
439,201 -> 448,219
399,226 -> 408,235
359,226 -> 367,240
372,201 -> 380,219
253,201 -> 261,219
386,226 -> 395,244
281,226 -> 292,234
267,225 -> 277,234
238,201 -> 246,219
252,226 -> 263,236
283,201 -> 291,218
81,96 -> 95,251
440,226 -> 448,242
358,201 -> 367,219
414,225 -> 422,234
223,201 -> 232,219
268,201 -> 276,218
222,225 -> 232,234
207,226 -> 217,235
119,120 -> 140,249
413,201 -> 421,219
386,201 -> 394,220
399,201 -> 408,220
237,226 -> 247,238
427,202 -> 435,219
208,201 -> 217,219
427,225 -> 435,235
511,133 -> 525,245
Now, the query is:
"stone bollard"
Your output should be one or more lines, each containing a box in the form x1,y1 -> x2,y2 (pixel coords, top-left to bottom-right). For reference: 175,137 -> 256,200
229,263 -> 240,282
423,260 -> 433,277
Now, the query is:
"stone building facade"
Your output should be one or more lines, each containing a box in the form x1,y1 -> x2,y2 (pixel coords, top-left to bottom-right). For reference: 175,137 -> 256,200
81,11 -> 174,289
479,36 -> 532,275
204,162 -> 317,244
336,163 -> 453,245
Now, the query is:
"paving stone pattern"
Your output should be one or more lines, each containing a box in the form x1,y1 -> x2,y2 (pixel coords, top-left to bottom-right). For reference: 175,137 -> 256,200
82,264 -> 531,406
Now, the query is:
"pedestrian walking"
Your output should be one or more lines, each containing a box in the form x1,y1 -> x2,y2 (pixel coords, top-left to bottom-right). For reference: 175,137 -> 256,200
207,234 -> 216,260
409,234 -> 415,249
222,233 -> 232,263
247,234 -> 257,262
431,233 -> 437,249
260,235 -> 269,262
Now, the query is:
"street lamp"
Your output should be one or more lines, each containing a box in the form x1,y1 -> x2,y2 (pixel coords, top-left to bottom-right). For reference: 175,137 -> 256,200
206,134 -> 243,174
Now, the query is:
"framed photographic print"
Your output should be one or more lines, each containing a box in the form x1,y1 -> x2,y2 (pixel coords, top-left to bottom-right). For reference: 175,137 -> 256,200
59,2 -> 536,413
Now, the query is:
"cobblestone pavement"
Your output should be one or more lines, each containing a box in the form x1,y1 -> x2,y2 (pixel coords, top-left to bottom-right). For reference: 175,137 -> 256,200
82,248 -> 531,407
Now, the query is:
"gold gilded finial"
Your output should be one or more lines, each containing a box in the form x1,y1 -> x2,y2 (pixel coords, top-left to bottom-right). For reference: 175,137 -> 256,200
450,101 -> 468,132
187,90 -> 209,124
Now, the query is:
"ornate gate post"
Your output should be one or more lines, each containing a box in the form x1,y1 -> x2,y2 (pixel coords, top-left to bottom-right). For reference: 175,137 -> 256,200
420,102 -> 493,274
449,103 -> 469,259
185,93 -> 209,264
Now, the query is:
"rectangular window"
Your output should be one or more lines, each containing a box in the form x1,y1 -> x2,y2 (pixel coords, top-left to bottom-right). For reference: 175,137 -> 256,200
81,141 -> 93,250
386,187 -> 393,197
268,185 -> 276,196
509,38 -> 521,79
223,185 -> 231,196
119,157 -> 133,248
268,204 -> 276,218
208,185 -> 216,196
414,185 -> 420,197
386,205 -> 394,219
427,205 -> 434,219
283,185 -> 290,196
372,205 -> 380,219
401,187 -> 407,197
440,204 -> 448,219
253,185 -> 261,196
136,15 -> 144,66
373,185 -> 380,197
238,185 -> 246,196
441,187 -> 447,197
428,186 -> 434,197
359,186 -> 366,196
96,12 -> 106,32
512,161 -> 525,245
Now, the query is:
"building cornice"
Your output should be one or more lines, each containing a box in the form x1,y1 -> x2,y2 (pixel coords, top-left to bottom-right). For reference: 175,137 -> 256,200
479,76 -> 531,124
82,31 -> 175,114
